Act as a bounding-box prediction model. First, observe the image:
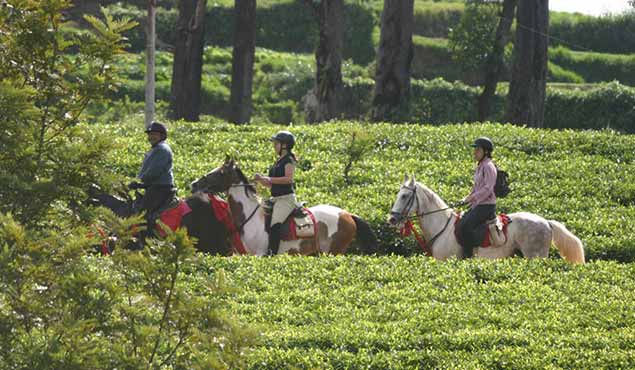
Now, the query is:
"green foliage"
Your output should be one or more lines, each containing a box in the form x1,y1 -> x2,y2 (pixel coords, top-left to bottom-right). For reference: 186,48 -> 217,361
550,10 -> 635,55
548,61 -> 586,84
0,211 -> 253,369
550,45 -> 635,86
105,44 -> 635,131
94,118 -> 635,261
0,2 -> 136,226
106,0 -> 376,64
341,127 -> 375,185
207,256 -> 635,368
545,81 -> 635,132
448,1 -> 500,72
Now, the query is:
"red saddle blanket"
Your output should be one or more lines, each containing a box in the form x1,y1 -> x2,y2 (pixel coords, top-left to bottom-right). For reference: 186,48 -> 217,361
157,200 -> 192,237
455,213 -> 511,248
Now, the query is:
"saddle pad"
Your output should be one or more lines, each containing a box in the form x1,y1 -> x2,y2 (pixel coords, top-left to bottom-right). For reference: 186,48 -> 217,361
158,200 -> 192,237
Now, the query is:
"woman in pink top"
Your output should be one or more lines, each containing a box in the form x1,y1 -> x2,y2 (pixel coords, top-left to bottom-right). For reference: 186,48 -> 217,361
458,137 -> 497,258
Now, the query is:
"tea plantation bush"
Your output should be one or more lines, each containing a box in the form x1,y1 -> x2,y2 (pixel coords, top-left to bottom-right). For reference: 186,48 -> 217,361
103,48 -> 635,131
413,36 -> 630,86
97,119 -> 635,262
550,46 -> 635,86
196,256 -> 635,369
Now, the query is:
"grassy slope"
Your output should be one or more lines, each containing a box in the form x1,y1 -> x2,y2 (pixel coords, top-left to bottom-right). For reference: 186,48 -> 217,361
99,118 -> 635,261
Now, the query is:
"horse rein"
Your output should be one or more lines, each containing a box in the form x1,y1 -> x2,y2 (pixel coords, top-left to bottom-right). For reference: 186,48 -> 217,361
392,185 -> 455,251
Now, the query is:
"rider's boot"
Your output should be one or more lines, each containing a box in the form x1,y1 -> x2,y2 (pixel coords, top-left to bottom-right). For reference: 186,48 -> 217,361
463,244 -> 474,259
268,223 -> 282,256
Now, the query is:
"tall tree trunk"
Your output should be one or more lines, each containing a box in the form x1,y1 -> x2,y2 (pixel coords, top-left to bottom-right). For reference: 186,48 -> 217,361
303,0 -> 344,123
229,0 -> 257,124
170,0 -> 207,122
371,0 -> 414,122
477,0 -> 517,122
145,1 -> 156,128
505,0 -> 549,128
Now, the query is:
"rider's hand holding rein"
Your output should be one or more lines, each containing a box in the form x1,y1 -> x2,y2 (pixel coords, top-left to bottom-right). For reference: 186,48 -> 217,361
253,173 -> 272,187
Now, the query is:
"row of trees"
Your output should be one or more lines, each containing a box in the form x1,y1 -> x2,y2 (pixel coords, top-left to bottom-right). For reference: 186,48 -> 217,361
168,0 -> 550,128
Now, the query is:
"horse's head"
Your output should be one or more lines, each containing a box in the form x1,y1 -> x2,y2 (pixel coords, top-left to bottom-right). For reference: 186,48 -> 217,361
388,174 -> 420,228
190,157 -> 255,195
388,175 -> 449,228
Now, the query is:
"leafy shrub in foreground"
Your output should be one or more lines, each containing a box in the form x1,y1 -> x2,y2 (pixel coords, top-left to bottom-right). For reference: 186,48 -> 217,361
0,212 -> 253,369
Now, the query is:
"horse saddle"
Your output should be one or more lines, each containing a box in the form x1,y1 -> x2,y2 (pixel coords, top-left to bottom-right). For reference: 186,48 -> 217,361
264,202 -> 317,241
281,207 -> 317,241
455,213 -> 512,248
483,214 -> 512,247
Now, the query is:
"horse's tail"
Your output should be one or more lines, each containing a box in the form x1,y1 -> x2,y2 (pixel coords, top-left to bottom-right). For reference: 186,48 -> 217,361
548,220 -> 585,264
351,215 -> 378,254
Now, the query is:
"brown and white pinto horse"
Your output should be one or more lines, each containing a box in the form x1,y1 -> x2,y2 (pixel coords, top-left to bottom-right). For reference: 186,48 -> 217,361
190,159 -> 378,256
388,175 -> 585,263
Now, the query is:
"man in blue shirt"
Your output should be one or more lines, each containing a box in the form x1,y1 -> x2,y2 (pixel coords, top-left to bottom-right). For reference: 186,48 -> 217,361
129,121 -> 176,236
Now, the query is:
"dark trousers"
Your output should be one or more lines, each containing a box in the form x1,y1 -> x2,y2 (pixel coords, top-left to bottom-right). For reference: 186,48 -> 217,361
268,223 -> 282,255
458,204 -> 496,258
142,185 -> 175,235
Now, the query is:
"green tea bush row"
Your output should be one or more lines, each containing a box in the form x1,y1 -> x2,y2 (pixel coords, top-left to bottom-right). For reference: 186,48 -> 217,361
340,78 -> 635,132
550,45 -> 635,86
105,47 -> 635,130
198,256 -> 635,369
98,119 -> 635,261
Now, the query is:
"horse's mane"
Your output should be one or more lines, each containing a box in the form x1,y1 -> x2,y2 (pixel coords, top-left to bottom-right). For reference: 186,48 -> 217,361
416,182 -> 448,210
234,165 -> 257,195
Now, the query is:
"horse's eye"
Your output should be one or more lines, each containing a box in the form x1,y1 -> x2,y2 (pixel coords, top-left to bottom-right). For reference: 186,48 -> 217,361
401,194 -> 407,199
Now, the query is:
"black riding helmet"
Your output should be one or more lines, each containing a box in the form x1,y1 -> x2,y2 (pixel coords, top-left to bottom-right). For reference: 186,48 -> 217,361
470,137 -> 494,152
270,130 -> 295,150
145,121 -> 168,139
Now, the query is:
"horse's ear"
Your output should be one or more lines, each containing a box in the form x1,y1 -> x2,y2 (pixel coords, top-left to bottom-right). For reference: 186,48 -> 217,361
224,154 -> 231,164
403,174 -> 409,184
411,174 -> 417,184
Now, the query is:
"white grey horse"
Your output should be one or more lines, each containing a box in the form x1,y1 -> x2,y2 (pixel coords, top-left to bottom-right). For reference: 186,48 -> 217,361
388,175 -> 585,263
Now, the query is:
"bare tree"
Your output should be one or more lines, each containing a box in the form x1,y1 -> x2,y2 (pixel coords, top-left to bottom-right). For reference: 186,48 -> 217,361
371,0 -> 414,122
229,0 -> 257,124
505,0 -> 549,127
477,0 -> 517,122
302,0 -> 344,123
170,0 -> 207,122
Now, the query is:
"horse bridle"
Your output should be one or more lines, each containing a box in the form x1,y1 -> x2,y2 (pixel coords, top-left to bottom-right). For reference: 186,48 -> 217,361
391,185 -> 453,221
391,185 -> 455,250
